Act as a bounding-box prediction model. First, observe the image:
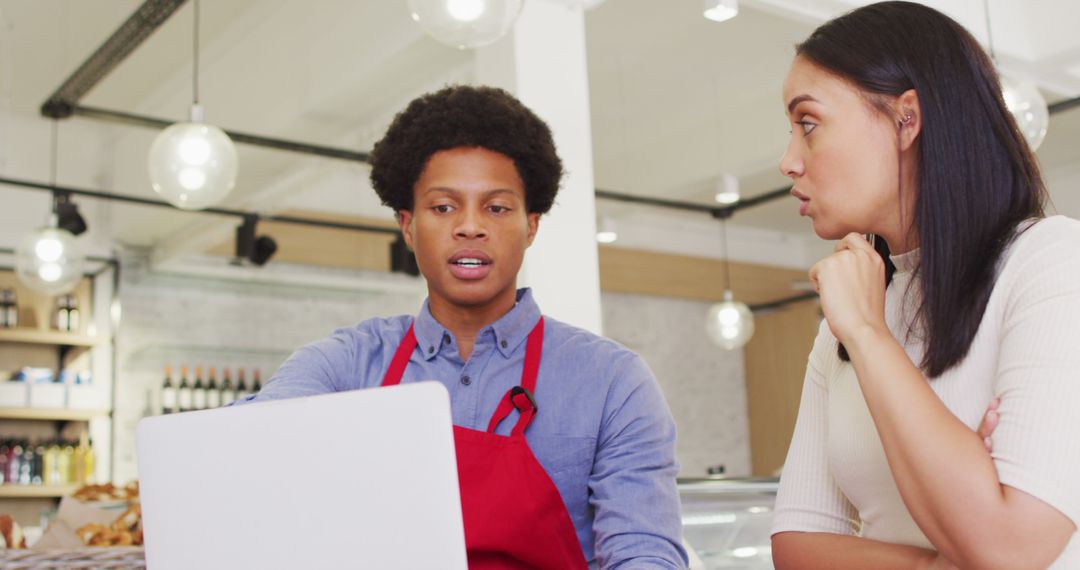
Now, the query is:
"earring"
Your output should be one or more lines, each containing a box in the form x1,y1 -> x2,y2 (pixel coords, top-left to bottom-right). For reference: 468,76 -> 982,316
900,114 -> 913,126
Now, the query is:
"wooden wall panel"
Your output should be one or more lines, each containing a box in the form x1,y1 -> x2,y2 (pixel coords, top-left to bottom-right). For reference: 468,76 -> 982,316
743,299 -> 820,476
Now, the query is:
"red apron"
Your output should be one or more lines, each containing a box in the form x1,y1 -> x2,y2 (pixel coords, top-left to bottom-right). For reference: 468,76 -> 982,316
381,317 -> 588,570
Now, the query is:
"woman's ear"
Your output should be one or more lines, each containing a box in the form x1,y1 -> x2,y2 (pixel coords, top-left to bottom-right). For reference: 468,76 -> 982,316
895,89 -> 922,151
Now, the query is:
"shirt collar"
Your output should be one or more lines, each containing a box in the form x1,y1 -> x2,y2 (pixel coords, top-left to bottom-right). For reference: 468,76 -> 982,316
413,288 -> 541,360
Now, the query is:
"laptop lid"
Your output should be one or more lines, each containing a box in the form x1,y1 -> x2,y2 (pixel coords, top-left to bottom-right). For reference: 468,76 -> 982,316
136,381 -> 467,570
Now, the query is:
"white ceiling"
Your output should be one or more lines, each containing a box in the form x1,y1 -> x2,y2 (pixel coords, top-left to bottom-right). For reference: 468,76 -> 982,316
1,0 -> 1078,264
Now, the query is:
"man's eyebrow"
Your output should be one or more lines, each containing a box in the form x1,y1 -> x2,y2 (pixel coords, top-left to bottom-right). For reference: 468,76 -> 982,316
787,94 -> 819,114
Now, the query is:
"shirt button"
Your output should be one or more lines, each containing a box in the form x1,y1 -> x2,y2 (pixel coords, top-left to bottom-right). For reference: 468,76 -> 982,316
460,375 -> 471,386
500,340 -> 508,349
427,346 -> 434,353
443,333 -> 451,344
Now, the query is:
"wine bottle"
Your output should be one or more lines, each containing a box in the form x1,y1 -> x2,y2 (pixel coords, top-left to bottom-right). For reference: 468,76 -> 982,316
252,369 -> 263,396
178,365 -> 193,413
162,365 -> 176,414
206,367 -> 221,408
236,369 -> 249,402
221,368 -> 237,405
192,366 -> 207,410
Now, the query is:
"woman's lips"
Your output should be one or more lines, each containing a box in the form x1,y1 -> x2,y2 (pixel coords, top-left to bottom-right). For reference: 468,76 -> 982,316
791,188 -> 810,216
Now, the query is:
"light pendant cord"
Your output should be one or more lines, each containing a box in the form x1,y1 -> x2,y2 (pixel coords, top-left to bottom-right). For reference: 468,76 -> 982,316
722,218 -> 732,292
193,0 -> 200,106
983,0 -> 996,62
50,120 -> 58,188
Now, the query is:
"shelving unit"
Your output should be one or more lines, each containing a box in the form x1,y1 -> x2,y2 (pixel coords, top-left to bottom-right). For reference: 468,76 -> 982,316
0,484 -> 79,499
0,268 -> 115,527
0,328 -> 100,348
0,408 -> 108,422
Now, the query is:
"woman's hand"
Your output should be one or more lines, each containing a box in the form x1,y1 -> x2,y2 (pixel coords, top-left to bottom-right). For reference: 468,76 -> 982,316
976,397 -> 1001,452
809,233 -> 888,347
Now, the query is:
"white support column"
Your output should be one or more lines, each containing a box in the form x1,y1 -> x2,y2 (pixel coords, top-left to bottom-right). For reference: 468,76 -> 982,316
475,0 -> 603,335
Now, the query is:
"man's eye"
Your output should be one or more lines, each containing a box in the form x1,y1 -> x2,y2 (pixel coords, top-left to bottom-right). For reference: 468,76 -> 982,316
489,205 -> 510,214
433,205 -> 452,213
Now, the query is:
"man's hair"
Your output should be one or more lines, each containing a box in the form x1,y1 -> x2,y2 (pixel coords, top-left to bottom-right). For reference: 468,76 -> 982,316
368,85 -> 563,214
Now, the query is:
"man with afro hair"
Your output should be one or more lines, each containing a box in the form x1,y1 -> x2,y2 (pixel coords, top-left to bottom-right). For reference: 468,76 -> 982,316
245,85 -> 687,569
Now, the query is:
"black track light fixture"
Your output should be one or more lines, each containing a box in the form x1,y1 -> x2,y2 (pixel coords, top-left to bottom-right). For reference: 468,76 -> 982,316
54,192 -> 88,236
234,215 -> 277,266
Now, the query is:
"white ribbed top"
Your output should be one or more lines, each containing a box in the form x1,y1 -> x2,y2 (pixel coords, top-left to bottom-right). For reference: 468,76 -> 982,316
772,216 -> 1080,567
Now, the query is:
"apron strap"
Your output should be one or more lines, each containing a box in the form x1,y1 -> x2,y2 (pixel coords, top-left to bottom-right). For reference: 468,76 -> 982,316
381,322 -> 417,387
486,318 -> 544,436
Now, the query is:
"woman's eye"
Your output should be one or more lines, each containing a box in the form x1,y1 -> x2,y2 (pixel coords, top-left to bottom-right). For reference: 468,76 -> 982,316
796,120 -> 817,135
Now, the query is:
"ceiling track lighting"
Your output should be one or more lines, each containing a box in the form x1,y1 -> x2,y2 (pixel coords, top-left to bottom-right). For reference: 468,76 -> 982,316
148,0 -> 238,210
233,215 -> 277,267
54,192 -> 88,236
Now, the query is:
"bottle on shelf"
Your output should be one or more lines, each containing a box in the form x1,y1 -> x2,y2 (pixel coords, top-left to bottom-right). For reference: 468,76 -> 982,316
59,441 -> 75,484
32,442 -> 45,485
83,438 -> 96,484
54,295 -> 80,332
206,367 -> 221,409
161,364 -> 176,415
0,441 -> 9,483
177,365 -> 193,413
236,369 -> 249,402
252,369 -> 263,397
19,441 -> 33,485
45,440 -> 61,485
221,368 -> 237,406
0,289 -> 17,329
192,366 -> 207,411
8,441 -> 23,484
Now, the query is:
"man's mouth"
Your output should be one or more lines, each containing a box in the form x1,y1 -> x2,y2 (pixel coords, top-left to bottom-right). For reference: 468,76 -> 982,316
452,258 -> 489,268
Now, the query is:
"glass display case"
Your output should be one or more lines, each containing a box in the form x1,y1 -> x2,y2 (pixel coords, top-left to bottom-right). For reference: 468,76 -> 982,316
679,477 -> 777,569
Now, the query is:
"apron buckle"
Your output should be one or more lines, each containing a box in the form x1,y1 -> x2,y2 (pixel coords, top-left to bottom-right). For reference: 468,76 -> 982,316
510,385 -> 538,413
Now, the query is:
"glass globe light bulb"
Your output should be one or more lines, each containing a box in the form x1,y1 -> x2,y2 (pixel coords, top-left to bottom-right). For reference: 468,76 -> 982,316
1000,75 -> 1049,151
16,226 -> 84,296
148,121 -> 238,210
407,0 -> 523,49
706,291 -> 754,349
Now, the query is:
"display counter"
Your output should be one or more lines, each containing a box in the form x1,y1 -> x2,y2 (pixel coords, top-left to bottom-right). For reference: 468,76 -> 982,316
679,477 -> 777,569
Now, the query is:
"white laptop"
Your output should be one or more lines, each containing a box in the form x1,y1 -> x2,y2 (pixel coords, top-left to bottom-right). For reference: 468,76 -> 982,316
135,381 -> 467,570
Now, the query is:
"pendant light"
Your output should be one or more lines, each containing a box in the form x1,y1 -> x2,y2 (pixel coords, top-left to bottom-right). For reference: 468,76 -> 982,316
705,217 -> 754,349
983,0 -> 1048,150
148,0 -> 238,210
16,121 -> 85,296
713,173 -> 740,205
596,215 -> 618,244
407,0 -> 524,49
703,0 -> 739,23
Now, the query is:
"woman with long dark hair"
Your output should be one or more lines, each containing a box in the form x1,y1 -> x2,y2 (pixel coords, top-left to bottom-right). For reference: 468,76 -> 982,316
771,2 -> 1080,568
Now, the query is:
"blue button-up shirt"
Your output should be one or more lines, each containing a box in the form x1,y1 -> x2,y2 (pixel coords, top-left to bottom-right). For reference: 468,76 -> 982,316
242,288 -> 687,569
